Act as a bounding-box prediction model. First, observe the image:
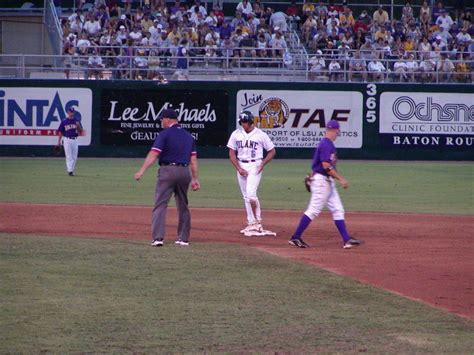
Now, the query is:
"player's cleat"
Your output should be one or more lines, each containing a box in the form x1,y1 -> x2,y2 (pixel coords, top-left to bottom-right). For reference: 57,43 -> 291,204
240,222 -> 262,235
288,238 -> 310,248
175,240 -> 189,246
151,239 -> 164,247
68,172 -> 74,176
343,238 -> 362,249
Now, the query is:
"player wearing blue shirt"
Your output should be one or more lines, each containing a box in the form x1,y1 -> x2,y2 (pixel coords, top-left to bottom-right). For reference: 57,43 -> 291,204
134,109 -> 200,247
289,119 -> 362,249
56,107 -> 83,176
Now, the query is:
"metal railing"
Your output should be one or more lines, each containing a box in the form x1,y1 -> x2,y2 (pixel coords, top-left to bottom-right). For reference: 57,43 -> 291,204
44,0 -> 63,56
0,51 -> 472,84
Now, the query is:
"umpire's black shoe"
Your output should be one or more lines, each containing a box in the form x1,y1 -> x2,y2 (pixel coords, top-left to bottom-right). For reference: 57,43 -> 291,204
68,172 -> 74,176
288,238 -> 310,248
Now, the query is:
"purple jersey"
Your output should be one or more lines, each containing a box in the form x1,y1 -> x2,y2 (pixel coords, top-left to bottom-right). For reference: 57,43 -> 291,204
312,137 -> 337,176
151,124 -> 197,165
57,117 -> 81,138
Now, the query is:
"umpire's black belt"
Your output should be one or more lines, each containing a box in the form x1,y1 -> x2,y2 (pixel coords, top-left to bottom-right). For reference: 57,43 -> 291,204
159,162 -> 189,167
237,158 -> 261,163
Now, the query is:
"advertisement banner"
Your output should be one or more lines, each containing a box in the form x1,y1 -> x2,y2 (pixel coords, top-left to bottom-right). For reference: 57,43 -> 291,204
0,88 -> 92,145
236,90 -> 363,148
380,92 -> 474,148
100,89 -> 228,146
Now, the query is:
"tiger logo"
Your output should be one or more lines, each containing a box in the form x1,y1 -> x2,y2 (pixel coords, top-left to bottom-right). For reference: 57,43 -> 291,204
256,98 -> 289,129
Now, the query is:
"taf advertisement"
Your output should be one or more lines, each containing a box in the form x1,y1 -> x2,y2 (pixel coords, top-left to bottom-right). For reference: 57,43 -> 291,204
100,89 -> 229,146
236,90 -> 363,148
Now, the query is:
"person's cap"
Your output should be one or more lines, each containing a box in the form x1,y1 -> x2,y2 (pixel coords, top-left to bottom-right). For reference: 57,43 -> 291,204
158,109 -> 178,120
120,14 -> 126,19
327,120 -> 340,130
436,35 -> 441,40
274,26 -> 280,31
120,25 -> 125,29
157,24 -> 163,29
67,107 -> 75,113
316,49 -> 323,54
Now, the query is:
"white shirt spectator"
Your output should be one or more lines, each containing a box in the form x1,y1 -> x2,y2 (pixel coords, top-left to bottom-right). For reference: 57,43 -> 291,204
456,31 -> 471,43
76,37 -> 91,51
368,60 -> 386,72
70,18 -> 84,34
205,14 -> 218,27
116,27 -> 128,44
190,4 -> 207,16
129,29 -> 143,42
84,19 -> 101,36
405,58 -> 419,72
149,24 -> 163,42
270,35 -> 287,49
68,12 -> 85,25
435,13 -> 454,31
134,56 -> 148,68
88,55 -> 103,67
328,60 -> 341,71
270,11 -> 289,32
309,53 -> 326,72
394,60 -> 407,71
236,0 -> 253,15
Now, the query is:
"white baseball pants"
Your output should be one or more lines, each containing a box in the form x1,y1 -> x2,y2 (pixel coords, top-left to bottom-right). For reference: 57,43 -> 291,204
237,161 -> 262,224
305,173 -> 345,220
63,137 -> 78,173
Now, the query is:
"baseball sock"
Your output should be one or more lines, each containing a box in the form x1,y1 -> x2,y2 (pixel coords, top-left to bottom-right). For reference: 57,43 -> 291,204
335,220 -> 350,242
292,214 -> 312,239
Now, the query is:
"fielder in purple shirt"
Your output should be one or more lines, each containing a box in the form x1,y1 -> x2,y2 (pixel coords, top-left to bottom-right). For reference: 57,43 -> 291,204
57,107 -> 83,176
289,119 -> 362,249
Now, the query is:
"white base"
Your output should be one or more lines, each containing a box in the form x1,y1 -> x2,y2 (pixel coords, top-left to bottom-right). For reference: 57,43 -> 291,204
244,229 -> 277,237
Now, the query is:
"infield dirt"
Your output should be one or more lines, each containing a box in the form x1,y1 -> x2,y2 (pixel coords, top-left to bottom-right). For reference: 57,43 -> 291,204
1,203 -> 472,320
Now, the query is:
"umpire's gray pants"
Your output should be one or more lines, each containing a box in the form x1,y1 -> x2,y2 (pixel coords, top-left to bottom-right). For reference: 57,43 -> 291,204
152,166 -> 192,242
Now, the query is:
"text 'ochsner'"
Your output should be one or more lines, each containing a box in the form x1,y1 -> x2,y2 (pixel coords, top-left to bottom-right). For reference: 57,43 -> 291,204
106,102 -> 217,122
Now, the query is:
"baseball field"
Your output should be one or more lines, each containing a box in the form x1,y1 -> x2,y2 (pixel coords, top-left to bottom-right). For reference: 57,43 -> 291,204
1,157 -> 473,353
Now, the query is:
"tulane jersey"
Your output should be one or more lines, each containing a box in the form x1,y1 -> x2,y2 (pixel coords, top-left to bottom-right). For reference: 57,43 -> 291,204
57,117 -> 81,139
227,127 -> 275,160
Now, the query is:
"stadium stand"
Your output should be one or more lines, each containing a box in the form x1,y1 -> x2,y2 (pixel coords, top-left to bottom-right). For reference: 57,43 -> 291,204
0,0 -> 472,82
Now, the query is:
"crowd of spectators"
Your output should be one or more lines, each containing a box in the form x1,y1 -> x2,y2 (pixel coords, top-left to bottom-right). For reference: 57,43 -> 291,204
58,0 -> 473,82
302,0 -> 473,82
60,0 -> 296,80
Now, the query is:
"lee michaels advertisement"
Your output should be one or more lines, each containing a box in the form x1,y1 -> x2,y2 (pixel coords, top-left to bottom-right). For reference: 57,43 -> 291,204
380,92 -> 474,148
236,90 -> 363,148
100,90 -> 228,146
0,88 -> 92,145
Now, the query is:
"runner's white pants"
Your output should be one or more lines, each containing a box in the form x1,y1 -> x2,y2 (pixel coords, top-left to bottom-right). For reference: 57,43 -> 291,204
305,173 -> 345,220
63,137 -> 78,173
237,161 -> 262,224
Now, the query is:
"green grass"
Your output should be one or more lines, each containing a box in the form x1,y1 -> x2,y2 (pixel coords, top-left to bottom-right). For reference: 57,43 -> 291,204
1,234 -> 473,353
0,158 -> 473,214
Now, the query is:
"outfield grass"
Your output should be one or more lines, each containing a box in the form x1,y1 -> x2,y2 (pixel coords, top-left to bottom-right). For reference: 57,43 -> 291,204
1,234 -> 473,353
0,158 -> 472,214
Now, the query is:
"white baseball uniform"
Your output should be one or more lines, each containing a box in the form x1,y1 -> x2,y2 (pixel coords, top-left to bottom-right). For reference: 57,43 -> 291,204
227,127 -> 275,224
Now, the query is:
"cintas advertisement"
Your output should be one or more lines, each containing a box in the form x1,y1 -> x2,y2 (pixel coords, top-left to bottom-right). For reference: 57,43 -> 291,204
0,88 -> 92,146
100,89 -> 228,146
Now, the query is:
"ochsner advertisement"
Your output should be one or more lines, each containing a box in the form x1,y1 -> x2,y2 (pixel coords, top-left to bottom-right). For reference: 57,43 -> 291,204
380,92 -> 474,148
236,90 -> 363,148
0,88 -> 92,145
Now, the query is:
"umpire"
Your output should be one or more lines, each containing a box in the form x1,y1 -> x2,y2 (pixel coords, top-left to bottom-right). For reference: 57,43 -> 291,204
134,109 -> 200,247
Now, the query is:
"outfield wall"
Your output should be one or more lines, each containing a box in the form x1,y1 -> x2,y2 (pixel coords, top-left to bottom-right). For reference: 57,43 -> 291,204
0,80 -> 472,160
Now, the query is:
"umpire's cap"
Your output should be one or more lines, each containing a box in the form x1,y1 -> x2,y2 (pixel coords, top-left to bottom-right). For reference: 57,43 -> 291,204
238,110 -> 254,125
158,109 -> 178,120
327,120 -> 340,130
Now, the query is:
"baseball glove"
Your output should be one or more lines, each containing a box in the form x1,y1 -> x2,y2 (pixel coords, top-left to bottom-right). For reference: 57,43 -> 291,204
53,144 -> 63,156
304,174 -> 312,192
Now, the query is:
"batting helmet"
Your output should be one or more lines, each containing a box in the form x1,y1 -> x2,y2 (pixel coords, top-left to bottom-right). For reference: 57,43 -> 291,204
238,111 -> 254,125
